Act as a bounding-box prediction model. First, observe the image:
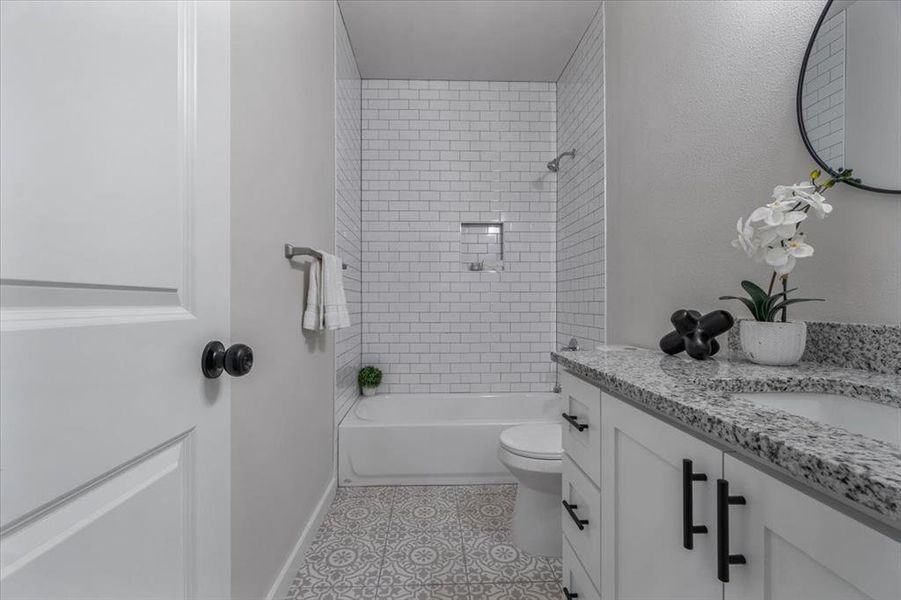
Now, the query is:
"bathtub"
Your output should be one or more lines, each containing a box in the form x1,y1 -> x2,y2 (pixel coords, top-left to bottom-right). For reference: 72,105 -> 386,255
338,392 -> 561,486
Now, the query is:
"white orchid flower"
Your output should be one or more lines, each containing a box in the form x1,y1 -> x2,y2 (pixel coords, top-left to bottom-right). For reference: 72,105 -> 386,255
731,217 -> 757,257
764,234 -> 814,275
749,200 -> 806,227
772,182 -> 815,202
795,191 -> 833,219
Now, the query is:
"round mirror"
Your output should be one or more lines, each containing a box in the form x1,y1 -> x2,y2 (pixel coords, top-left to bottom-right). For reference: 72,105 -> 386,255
798,0 -> 901,194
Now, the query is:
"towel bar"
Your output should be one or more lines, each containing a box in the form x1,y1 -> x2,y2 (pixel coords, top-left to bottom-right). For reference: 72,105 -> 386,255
285,244 -> 347,269
284,244 -> 348,269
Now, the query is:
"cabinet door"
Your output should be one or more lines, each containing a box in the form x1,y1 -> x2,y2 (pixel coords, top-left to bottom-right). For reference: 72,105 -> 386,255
724,455 -> 901,600
601,394 -> 723,600
560,369 -> 602,485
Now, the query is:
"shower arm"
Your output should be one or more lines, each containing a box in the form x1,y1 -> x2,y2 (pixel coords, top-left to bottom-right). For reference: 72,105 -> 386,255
547,148 -> 577,172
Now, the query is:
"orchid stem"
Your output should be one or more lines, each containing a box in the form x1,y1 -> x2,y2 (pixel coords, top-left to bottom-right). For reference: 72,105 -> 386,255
781,276 -> 789,322
766,271 -> 777,297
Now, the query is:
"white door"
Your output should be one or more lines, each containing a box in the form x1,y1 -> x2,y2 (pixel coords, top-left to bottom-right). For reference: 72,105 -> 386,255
724,455 -> 901,600
601,395 -> 723,600
0,2 -> 230,599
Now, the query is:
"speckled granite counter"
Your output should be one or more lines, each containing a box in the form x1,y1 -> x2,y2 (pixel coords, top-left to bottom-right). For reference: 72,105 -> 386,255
551,348 -> 901,529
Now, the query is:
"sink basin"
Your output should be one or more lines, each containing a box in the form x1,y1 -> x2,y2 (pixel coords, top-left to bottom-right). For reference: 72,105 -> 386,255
734,392 -> 901,446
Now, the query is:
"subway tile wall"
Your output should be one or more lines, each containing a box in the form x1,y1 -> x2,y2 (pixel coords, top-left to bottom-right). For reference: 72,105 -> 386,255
335,8 -> 362,422
556,5 -> 606,350
361,79 -> 557,394
801,8 -> 845,167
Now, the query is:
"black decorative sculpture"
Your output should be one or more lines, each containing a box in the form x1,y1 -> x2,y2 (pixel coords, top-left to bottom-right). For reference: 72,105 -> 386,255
659,309 -> 734,360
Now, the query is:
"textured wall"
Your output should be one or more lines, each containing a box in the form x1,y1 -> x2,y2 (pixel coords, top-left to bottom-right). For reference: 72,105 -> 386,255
606,0 -> 901,351
556,4 -> 606,350
230,1 -> 336,598
361,80 -> 557,394
334,6 -> 361,423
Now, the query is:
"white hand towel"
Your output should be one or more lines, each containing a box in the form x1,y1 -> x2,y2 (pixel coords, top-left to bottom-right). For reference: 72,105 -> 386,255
321,251 -> 350,330
302,258 -> 322,331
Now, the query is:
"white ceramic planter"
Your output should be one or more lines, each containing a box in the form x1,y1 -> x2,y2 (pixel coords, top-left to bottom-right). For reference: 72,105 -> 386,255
739,320 -> 807,366
361,387 -> 378,397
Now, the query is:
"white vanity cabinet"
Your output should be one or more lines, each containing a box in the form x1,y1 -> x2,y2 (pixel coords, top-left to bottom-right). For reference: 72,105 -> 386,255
559,369 -> 603,597
600,394 -> 723,600
723,455 -> 901,600
558,366 -> 901,600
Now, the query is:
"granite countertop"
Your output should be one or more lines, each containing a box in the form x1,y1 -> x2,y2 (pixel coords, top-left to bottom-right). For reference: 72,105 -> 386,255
551,348 -> 901,528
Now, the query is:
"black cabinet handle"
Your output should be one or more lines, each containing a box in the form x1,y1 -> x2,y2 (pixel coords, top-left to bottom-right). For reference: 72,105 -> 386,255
562,586 -> 579,599
562,500 -> 589,531
562,412 -> 588,432
682,459 -> 709,549
717,479 -> 747,582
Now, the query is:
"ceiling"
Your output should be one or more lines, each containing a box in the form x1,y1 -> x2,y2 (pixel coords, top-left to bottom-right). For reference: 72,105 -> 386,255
338,0 -> 602,82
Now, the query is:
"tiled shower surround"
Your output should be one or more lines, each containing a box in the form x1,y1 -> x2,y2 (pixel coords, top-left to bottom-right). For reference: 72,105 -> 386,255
556,4 -> 606,350
361,79 -> 557,394
335,7 -> 362,422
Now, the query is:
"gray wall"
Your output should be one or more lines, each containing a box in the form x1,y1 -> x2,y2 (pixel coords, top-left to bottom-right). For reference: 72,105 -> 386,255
230,2 -> 336,598
606,0 -> 901,349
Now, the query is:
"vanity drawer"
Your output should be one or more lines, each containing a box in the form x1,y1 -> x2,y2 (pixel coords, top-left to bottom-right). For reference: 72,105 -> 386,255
559,369 -> 601,485
562,455 -> 601,590
563,535 -> 600,600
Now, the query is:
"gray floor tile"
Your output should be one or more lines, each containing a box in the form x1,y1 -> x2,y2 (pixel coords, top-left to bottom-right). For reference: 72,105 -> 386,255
391,493 -> 460,532
335,485 -> 397,504
380,528 -> 468,586
287,583 -> 378,600
468,581 -> 562,599
376,583 -> 471,599
292,531 -> 384,591
322,494 -> 392,536
458,493 -> 514,532
393,485 -> 463,501
288,484 -> 562,600
462,530 -> 559,584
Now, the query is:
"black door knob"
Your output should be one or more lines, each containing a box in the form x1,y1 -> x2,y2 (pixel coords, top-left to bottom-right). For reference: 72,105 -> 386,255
202,341 -> 253,378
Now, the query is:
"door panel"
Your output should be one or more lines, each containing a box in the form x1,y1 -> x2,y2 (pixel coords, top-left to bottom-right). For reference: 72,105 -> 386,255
601,395 -> 723,600
0,0 -> 183,290
1,436 -> 191,599
0,2 -> 230,598
724,455 -> 901,600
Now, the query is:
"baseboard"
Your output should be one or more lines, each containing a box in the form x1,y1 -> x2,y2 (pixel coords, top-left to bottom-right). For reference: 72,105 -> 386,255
265,476 -> 336,600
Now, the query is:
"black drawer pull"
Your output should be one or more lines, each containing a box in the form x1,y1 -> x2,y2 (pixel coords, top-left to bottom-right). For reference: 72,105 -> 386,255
562,500 -> 589,530
563,586 -> 579,599
562,412 -> 588,432
682,459 -> 709,549
717,478 -> 747,582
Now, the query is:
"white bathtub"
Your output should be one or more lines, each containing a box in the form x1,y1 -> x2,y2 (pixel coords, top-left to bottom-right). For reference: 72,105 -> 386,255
338,392 -> 561,486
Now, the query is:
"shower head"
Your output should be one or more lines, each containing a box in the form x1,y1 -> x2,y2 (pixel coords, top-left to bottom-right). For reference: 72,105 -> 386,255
547,149 -> 576,172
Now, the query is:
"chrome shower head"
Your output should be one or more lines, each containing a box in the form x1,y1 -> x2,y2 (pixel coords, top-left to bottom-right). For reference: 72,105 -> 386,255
546,148 -> 576,172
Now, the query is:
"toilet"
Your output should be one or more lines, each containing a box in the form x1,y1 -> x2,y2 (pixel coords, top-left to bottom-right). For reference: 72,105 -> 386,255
497,423 -> 563,557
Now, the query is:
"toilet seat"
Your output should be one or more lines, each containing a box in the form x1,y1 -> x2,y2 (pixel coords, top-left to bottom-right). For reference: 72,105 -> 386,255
499,423 -> 562,460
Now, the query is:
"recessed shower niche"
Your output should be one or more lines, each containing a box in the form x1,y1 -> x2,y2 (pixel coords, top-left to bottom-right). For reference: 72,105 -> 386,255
460,222 -> 504,272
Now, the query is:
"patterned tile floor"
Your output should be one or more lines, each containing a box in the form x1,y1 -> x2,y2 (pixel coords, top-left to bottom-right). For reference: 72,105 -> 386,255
286,484 -> 562,599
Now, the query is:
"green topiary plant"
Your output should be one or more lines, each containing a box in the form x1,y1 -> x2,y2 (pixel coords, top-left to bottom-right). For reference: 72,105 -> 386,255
358,366 -> 382,390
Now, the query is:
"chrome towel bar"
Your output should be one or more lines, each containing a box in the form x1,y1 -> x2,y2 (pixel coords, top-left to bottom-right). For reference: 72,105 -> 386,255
284,244 -> 348,269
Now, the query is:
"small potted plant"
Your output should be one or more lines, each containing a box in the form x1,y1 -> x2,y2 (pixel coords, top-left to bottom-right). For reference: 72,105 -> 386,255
358,366 -> 382,397
723,168 -> 857,365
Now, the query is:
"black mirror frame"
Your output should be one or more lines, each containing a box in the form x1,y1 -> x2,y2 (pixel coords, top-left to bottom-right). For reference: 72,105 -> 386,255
797,0 -> 901,195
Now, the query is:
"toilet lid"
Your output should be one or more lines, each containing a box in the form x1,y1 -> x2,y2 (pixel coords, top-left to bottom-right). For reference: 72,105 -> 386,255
500,424 -> 562,460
